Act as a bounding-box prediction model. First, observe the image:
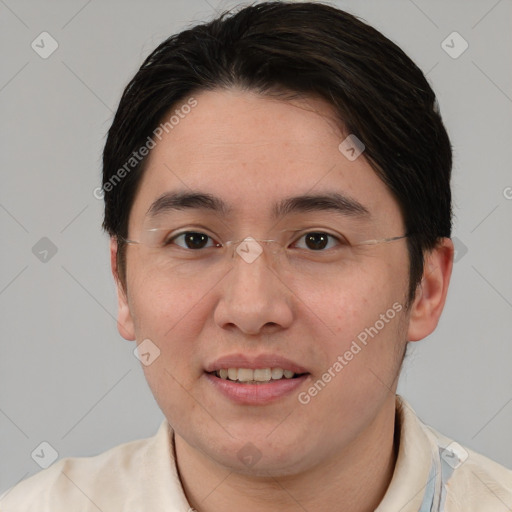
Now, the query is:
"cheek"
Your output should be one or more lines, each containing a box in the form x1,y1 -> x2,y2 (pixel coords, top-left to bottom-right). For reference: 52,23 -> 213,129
127,265 -> 208,391
127,258 -> 204,336
299,257 -> 408,393
128,273 -> 211,429
298,256 -> 407,335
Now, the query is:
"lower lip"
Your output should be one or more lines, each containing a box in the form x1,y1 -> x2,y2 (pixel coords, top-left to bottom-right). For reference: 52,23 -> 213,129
204,372 -> 309,405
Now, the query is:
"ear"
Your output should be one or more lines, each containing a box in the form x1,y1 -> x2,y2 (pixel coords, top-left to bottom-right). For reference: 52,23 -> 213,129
110,237 -> 136,341
407,238 -> 454,342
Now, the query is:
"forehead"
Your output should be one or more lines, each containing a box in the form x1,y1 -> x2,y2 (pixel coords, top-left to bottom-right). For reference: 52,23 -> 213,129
129,89 -> 403,230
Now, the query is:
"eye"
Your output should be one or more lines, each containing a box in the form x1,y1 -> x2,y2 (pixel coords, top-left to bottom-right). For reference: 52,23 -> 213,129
292,231 -> 344,251
169,231 -> 219,250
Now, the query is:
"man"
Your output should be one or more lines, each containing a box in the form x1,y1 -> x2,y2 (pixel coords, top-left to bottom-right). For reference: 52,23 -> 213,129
2,2 -> 511,511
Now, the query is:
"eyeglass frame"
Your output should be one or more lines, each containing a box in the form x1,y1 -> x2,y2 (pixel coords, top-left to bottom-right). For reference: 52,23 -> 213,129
118,228 -> 411,264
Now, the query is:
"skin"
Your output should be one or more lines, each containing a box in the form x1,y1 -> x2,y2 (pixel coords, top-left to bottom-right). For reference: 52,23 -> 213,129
110,88 -> 453,512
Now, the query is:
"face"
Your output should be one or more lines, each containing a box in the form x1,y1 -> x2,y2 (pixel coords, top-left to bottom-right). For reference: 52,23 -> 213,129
114,88 -> 418,475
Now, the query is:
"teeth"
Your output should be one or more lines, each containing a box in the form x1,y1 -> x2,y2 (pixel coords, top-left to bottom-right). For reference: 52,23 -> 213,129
254,368 -> 272,381
271,367 -> 284,379
237,368 -> 254,382
214,367 -> 298,382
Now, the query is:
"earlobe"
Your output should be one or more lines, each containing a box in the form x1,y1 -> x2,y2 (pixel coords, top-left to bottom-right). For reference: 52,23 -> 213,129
110,237 -> 136,341
407,238 -> 454,342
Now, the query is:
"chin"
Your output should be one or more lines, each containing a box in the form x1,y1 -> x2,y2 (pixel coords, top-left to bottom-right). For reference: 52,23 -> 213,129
219,448 -> 312,478
210,431 -> 314,475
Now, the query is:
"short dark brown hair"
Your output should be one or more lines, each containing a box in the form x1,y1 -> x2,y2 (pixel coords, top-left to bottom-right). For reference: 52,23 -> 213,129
102,1 -> 452,302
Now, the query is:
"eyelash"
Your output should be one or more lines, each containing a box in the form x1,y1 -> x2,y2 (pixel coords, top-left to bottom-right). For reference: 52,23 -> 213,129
166,230 -> 346,251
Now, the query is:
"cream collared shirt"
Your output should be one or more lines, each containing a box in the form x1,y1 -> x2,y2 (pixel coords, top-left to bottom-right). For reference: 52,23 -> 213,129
1,396 -> 511,511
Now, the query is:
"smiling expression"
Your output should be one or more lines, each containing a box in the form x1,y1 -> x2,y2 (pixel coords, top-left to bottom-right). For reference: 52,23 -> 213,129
114,88 -> 413,475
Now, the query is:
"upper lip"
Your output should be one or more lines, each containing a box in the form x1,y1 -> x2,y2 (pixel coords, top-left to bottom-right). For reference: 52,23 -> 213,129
205,353 -> 309,374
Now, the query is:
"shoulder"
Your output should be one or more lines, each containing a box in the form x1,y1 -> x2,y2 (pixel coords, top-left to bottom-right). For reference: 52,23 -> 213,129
424,423 -> 512,510
391,396 -> 512,511
0,421 -> 175,512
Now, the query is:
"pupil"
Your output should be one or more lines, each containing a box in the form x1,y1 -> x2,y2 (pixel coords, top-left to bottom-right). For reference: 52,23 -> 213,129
185,232 -> 208,249
305,232 -> 328,250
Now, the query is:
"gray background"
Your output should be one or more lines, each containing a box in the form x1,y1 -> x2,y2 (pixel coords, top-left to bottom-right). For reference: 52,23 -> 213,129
1,0 -> 511,493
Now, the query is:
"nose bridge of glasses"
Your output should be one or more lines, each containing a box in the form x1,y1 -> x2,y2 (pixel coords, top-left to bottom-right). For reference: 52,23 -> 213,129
227,236 -> 282,265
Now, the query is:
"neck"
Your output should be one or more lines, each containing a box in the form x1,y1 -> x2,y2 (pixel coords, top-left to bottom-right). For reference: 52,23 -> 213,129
174,398 -> 399,512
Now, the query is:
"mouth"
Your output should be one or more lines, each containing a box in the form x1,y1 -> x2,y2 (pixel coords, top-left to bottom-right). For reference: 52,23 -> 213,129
206,367 -> 309,384
203,354 -> 310,404
204,362 -> 310,404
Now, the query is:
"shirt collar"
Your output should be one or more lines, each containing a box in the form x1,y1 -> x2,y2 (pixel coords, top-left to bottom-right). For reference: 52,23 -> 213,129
376,395 -> 441,512
153,395 -> 439,512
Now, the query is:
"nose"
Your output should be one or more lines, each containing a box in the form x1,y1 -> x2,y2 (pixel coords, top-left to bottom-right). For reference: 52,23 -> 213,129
213,240 -> 294,336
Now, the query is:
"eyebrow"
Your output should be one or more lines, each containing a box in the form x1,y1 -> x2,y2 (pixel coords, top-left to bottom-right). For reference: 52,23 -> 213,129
147,190 -> 370,220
